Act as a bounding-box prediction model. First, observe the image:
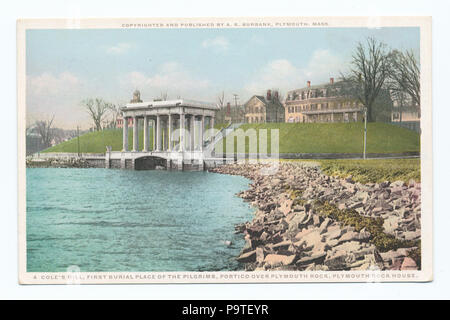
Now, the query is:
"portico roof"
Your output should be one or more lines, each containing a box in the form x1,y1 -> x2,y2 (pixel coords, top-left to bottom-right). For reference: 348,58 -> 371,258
123,99 -> 219,111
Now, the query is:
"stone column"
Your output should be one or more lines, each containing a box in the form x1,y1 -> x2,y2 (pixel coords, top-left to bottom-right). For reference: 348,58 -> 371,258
152,119 -> 156,151
161,119 -> 165,151
179,113 -> 185,151
168,114 -> 172,151
210,116 -> 215,143
190,115 -> 195,151
156,115 -> 161,151
132,116 -> 138,152
200,115 -> 205,151
122,116 -> 129,151
143,115 -> 149,152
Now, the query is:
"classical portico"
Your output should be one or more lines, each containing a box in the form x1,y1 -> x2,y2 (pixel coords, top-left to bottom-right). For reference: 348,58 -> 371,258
111,98 -> 218,170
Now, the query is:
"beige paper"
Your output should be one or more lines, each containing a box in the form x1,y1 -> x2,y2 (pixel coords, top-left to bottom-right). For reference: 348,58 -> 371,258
18,16 -> 432,284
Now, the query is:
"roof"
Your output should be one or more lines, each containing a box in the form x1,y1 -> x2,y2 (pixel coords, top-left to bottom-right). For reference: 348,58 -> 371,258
287,80 -> 345,94
246,95 -> 283,108
123,98 -> 219,110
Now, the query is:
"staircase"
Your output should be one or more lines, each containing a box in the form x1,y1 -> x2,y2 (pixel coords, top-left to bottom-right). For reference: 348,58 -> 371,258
204,122 -> 243,155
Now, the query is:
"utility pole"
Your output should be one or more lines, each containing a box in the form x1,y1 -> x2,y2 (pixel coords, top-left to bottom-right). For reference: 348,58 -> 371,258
363,107 -> 367,160
233,94 -> 239,124
77,125 -> 80,157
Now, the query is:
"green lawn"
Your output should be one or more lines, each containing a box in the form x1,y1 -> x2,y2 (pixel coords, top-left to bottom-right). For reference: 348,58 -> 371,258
214,122 -> 420,154
315,158 -> 421,183
43,128 -> 155,153
43,122 -> 420,155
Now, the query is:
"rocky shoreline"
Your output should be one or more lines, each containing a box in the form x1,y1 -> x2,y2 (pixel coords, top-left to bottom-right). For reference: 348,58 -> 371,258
26,157 -> 95,168
210,162 -> 421,272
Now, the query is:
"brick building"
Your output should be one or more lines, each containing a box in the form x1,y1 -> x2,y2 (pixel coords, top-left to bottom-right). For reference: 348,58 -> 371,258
284,78 -> 365,123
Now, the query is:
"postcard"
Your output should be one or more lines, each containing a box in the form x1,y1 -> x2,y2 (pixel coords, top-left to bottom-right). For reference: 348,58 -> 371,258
18,16 -> 432,284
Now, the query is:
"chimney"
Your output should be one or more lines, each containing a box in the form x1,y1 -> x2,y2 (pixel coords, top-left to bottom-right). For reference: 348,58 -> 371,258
330,77 -> 334,85
266,89 -> 272,101
274,91 -> 279,100
307,81 -> 311,88
227,102 -> 231,116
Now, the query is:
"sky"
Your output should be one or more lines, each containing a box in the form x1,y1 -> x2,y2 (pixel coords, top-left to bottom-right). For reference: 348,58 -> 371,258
26,27 -> 420,129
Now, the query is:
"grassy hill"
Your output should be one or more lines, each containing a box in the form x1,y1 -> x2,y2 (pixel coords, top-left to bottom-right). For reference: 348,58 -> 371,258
215,122 -> 420,154
43,128 -> 154,153
42,122 -> 420,155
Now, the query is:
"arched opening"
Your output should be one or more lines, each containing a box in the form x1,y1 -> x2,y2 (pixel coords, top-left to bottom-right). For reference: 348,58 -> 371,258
134,156 -> 167,170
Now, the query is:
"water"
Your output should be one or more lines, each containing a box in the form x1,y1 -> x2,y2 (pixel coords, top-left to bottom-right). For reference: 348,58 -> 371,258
26,168 -> 253,272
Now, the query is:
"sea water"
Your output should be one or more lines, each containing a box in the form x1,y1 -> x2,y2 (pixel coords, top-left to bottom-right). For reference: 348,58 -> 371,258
26,168 -> 253,272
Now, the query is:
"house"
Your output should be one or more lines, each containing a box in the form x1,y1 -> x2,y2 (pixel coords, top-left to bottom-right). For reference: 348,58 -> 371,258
244,90 -> 285,123
284,78 -> 365,123
285,78 -> 393,123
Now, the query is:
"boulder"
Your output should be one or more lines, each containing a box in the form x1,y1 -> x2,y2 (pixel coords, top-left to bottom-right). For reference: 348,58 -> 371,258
279,196 -> 293,215
264,254 -> 297,267
313,214 -> 321,226
323,225 -> 342,240
401,257 -> 418,271
319,218 -> 332,233
236,250 -> 256,263
332,241 -> 362,254
296,252 -> 327,266
403,230 -> 421,241
338,231 -> 359,243
324,251 -> 351,270
383,216 -> 400,234
256,247 -> 265,263
287,212 -> 307,234
272,240 -> 292,251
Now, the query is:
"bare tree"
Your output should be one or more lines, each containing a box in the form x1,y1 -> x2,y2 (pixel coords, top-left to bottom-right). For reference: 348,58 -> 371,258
82,98 -> 110,131
390,89 -> 408,122
342,37 -> 391,122
389,49 -> 420,117
106,102 -> 120,128
217,91 -> 225,109
35,114 -> 55,148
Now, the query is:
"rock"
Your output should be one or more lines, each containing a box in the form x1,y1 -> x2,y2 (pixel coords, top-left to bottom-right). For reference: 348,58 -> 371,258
323,225 -> 342,240
296,252 -> 327,266
389,258 -> 403,270
264,254 -> 297,267
403,230 -> 421,241
279,196 -> 293,215
260,231 -> 269,241
324,251 -> 351,270
383,216 -> 400,234
287,212 -> 307,234
272,240 -> 292,250
313,214 -> 321,226
391,181 -> 405,188
319,218 -> 331,233
401,257 -> 418,270
213,162 -> 421,271
237,250 -> 256,263
332,241 -> 362,253
256,247 -> 265,263
295,229 -> 321,248
246,225 -> 264,237
357,228 -> 371,241
338,231 -> 359,243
